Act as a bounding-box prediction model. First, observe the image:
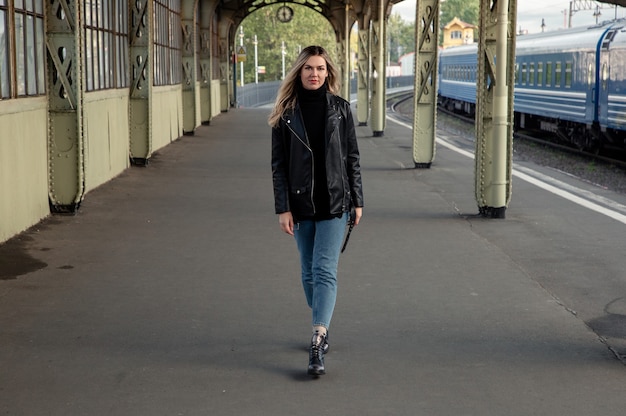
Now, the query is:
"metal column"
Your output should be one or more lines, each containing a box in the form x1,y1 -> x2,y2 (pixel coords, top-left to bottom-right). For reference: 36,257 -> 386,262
181,7 -> 198,134
218,26 -> 231,111
412,0 -> 440,168
341,2 -> 351,101
475,0 -> 516,218
198,6 -> 212,125
129,0 -> 153,165
356,16 -> 370,126
46,0 -> 86,213
370,0 -> 386,136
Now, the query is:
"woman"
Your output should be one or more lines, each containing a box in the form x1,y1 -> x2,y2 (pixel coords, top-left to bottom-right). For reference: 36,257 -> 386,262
269,46 -> 364,376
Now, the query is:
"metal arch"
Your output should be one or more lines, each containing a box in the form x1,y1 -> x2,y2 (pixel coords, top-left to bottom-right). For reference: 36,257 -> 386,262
219,0 -> 353,46
219,0 -> 334,25
214,0 -> 394,133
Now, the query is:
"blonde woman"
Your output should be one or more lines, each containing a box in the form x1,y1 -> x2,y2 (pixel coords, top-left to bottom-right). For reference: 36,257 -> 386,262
269,46 -> 364,376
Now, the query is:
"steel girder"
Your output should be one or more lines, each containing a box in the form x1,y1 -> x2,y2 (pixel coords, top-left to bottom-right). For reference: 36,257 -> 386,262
129,0 -> 153,165
46,0 -> 85,213
181,12 -> 198,134
341,2 -> 351,100
198,3 -> 213,124
356,22 -> 370,126
218,22 -> 233,110
412,0 -> 439,168
370,0 -> 386,136
475,0 -> 516,218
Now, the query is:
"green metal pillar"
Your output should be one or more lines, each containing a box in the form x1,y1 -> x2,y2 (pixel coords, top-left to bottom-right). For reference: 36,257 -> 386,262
129,0 -> 153,165
198,8 -> 212,125
475,0 -> 516,218
46,0 -> 86,213
219,27 -> 230,111
356,17 -> 370,126
181,8 -> 198,135
412,0 -> 440,168
370,0 -> 386,136
341,2 -> 351,101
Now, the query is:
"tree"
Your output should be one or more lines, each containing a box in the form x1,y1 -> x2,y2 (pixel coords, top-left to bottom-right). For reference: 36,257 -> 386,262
239,5 -> 338,83
440,0 -> 479,30
387,13 -> 415,63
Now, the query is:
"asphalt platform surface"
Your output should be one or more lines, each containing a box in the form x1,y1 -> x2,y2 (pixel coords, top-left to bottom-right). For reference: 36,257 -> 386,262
2,107 -> 626,415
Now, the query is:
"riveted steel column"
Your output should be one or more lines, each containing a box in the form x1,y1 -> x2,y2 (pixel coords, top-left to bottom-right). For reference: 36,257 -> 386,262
341,2 -> 350,100
336,40 -> 347,98
370,0 -> 386,136
356,17 -> 370,126
46,0 -> 85,213
181,6 -> 198,134
198,6 -> 212,124
475,0 -> 516,218
129,0 -> 153,165
412,0 -> 439,168
218,28 -> 230,111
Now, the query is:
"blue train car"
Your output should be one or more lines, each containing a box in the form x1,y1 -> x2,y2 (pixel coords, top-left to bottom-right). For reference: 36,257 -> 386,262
438,43 -> 478,115
514,23 -> 616,149
600,27 -> 626,147
438,21 -> 626,152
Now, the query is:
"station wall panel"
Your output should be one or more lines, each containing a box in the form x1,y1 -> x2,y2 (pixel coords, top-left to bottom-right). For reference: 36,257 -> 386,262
84,91 -> 131,192
152,85 -> 184,151
0,98 -> 49,243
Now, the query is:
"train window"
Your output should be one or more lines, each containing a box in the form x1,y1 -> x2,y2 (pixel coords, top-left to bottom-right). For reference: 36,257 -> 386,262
529,63 -> 535,86
514,63 -> 519,84
537,62 -> 543,86
521,63 -> 527,85
587,63 -> 594,86
565,62 -> 572,88
546,62 -> 552,87
555,62 -> 562,87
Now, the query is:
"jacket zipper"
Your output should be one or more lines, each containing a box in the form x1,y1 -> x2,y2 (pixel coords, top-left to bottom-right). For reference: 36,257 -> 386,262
286,116 -> 316,215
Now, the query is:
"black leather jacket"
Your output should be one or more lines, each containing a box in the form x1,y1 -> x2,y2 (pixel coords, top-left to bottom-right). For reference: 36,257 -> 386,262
272,93 -> 364,219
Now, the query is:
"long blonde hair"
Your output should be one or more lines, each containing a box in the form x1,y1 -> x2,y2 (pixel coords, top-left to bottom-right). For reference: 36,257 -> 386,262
268,45 -> 341,127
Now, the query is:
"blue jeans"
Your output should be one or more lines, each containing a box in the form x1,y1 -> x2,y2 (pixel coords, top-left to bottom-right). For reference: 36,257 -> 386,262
294,213 -> 348,329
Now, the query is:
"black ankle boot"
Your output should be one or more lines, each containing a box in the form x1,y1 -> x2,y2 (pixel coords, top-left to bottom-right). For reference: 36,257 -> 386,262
322,330 -> 329,354
308,332 -> 326,376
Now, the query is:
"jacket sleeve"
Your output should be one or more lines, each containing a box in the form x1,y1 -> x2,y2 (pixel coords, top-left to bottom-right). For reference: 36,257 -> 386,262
271,122 -> 290,214
343,103 -> 364,208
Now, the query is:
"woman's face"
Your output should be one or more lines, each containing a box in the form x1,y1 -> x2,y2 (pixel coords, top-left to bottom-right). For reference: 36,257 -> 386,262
300,55 -> 328,90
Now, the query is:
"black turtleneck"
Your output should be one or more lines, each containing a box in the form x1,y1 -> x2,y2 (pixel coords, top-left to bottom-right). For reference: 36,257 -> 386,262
297,83 -> 333,220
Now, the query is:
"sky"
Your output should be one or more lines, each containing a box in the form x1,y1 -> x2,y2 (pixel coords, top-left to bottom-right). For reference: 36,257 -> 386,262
391,0 -> 626,34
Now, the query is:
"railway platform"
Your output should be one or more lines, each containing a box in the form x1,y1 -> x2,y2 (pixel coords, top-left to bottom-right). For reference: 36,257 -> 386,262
2,106 -> 626,415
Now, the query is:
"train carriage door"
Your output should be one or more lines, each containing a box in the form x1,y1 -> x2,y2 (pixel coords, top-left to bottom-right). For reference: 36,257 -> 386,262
596,28 -> 618,127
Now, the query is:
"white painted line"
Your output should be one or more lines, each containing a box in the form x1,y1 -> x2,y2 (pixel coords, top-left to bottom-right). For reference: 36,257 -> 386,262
388,116 -> 626,225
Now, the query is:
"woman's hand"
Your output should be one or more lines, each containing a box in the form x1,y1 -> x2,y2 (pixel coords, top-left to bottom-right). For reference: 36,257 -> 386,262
279,212 -> 295,236
353,207 -> 363,226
